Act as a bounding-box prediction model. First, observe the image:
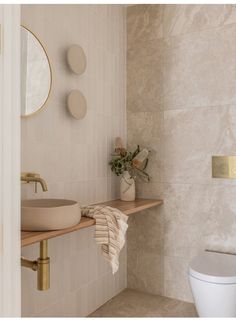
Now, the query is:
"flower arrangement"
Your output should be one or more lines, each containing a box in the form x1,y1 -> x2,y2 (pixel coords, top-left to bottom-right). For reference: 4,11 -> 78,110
109,137 -> 151,182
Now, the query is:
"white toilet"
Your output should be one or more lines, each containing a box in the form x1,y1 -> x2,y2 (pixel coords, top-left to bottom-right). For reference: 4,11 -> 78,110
189,251 -> 236,317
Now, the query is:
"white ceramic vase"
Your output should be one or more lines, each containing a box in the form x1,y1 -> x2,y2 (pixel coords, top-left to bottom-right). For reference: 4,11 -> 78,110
120,171 -> 135,201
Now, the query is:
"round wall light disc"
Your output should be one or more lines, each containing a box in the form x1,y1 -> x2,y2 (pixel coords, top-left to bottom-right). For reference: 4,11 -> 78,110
67,45 -> 87,75
67,90 -> 87,120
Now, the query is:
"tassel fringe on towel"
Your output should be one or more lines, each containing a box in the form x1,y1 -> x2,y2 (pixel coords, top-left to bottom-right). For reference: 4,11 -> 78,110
81,205 -> 128,274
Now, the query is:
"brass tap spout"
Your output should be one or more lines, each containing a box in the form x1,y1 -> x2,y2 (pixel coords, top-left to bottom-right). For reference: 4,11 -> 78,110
21,172 -> 48,192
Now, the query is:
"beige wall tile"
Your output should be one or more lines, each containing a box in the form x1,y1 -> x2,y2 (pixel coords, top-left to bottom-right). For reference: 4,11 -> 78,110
204,184 -> 236,253
163,106 -> 236,184
21,4 -> 126,317
127,111 -> 163,147
164,256 -> 193,302
127,111 -> 163,182
127,5 -> 163,46
128,208 -> 163,253
127,249 -> 164,295
33,300 -> 65,317
163,4 -> 236,37
127,3 -> 236,304
127,38 -> 164,112
163,24 -> 236,110
62,287 -> 87,317
163,183 -> 210,258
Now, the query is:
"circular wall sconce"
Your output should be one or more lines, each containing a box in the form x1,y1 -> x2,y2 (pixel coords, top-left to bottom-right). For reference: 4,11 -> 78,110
67,45 -> 87,75
67,90 -> 87,120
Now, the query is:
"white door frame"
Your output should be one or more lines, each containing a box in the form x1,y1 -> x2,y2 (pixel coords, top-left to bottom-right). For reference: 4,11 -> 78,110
0,4 -> 21,317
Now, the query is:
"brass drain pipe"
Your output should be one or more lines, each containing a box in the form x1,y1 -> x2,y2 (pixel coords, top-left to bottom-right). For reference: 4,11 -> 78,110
21,240 -> 50,291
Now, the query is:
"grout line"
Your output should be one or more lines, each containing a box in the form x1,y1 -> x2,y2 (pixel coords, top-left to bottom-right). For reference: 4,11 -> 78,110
127,6 -> 236,44
163,103 -> 236,113
163,18 -> 236,42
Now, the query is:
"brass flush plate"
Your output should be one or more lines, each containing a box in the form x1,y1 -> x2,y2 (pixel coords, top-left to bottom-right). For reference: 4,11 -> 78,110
212,156 -> 236,178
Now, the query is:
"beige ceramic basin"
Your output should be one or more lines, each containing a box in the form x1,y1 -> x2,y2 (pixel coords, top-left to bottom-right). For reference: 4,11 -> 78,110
21,199 -> 81,231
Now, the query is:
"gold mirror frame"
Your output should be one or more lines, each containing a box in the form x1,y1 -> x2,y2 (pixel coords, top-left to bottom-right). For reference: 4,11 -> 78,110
21,25 -> 52,118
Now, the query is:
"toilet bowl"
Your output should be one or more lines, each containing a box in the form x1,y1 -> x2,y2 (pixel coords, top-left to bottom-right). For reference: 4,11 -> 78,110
189,251 -> 236,317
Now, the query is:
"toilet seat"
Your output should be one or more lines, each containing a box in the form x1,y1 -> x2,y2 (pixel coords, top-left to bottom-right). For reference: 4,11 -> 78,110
189,251 -> 236,284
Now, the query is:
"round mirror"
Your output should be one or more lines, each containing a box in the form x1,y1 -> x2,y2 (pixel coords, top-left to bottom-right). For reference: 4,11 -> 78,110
21,26 -> 52,117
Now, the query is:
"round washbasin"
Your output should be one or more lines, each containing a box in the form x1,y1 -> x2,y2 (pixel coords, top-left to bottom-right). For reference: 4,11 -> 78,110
21,198 -> 81,231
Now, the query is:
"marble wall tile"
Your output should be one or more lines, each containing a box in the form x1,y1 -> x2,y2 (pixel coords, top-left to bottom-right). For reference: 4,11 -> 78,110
163,106 -> 236,184
163,4 -> 236,38
127,111 -> 163,147
164,256 -> 193,302
127,111 -> 163,183
163,24 -> 236,110
127,249 -> 164,295
135,181 -> 163,199
127,3 -> 236,304
204,184 -> 236,253
127,38 -> 164,113
128,209 -> 164,254
127,209 -> 163,295
163,183 -> 212,259
127,5 -> 163,47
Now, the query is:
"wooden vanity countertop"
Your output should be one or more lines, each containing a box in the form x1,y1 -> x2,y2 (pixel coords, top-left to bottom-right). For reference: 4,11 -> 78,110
21,198 -> 163,247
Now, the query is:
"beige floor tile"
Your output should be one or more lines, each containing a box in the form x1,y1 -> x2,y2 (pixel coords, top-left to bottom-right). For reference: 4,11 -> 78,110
89,288 -> 198,317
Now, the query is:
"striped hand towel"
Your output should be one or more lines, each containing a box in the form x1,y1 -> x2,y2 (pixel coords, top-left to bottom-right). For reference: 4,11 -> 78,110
81,205 -> 128,274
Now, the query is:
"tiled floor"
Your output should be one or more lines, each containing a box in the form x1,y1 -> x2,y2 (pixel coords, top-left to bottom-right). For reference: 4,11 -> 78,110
89,289 -> 198,317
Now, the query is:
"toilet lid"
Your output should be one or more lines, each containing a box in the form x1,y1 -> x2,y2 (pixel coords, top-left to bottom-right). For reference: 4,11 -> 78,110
189,251 -> 236,284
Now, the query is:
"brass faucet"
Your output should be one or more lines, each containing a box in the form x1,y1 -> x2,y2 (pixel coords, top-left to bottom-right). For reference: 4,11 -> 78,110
21,173 -> 49,290
21,172 -> 48,192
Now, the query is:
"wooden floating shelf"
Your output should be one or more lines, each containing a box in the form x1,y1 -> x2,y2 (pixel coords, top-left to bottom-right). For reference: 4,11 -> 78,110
21,198 -> 163,247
